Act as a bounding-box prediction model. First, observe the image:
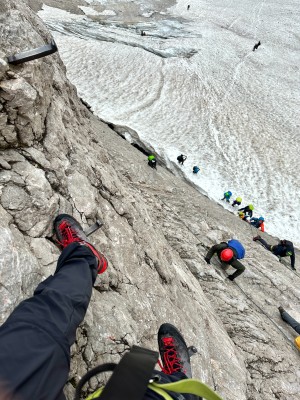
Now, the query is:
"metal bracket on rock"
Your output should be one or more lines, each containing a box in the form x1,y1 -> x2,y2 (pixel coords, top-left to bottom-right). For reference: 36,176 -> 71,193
7,40 -> 58,65
188,346 -> 198,357
84,220 -> 103,237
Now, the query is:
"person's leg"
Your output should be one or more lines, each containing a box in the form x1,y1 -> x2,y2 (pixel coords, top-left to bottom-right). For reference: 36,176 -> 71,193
256,237 -> 272,251
0,242 -> 97,400
281,311 -> 300,334
228,260 -> 245,280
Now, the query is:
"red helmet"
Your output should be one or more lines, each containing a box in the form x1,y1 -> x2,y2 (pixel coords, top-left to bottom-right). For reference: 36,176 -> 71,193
220,248 -> 234,262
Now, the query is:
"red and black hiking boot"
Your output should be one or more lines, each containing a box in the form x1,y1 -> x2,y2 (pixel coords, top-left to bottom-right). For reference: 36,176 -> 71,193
157,323 -> 192,378
54,214 -> 108,274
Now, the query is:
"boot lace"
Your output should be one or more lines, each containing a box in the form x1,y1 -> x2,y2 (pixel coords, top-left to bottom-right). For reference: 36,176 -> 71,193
56,221 -> 83,248
158,337 -> 184,375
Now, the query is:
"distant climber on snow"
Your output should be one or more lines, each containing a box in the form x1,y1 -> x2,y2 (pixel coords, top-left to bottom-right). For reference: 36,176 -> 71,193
148,154 -> 157,169
221,191 -> 232,203
232,197 -> 242,207
187,5 -> 190,10
250,216 -> 265,232
204,239 -> 246,281
238,204 -> 254,218
278,306 -> 300,350
177,154 -> 187,165
253,236 -> 296,270
192,166 -> 200,174
253,41 -> 261,51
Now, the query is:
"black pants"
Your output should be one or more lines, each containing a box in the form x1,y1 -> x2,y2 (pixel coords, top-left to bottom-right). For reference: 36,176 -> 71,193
0,243 -> 97,400
281,311 -> 300,334
0,244 -> 196,400
257,237 -> 272,251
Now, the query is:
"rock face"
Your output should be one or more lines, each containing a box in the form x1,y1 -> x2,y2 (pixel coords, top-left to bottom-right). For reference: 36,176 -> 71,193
0,1 -> 299,399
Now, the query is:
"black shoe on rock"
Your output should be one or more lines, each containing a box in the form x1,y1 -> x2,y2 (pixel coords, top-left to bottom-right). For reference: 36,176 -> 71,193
253,236 -> 261,242
157,323 -> 192,378
278,306 -> 285,315
54,214 -> 108,274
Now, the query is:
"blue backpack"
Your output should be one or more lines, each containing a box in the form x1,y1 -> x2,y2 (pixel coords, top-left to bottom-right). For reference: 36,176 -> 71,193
228,239 -> 245,259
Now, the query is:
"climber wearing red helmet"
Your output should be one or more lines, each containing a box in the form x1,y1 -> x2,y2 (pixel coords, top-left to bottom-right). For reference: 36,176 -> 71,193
204,240 -> 246,281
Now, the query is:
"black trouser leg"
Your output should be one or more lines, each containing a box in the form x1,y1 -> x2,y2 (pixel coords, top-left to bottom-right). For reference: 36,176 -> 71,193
258,238 -> 272,251
229,263 -> 245,280
0,243 -> 97,400
281,311 -> 300,334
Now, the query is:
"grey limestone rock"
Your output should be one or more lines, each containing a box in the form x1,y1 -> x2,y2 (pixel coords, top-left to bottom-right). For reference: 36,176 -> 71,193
0,1 -> 299,399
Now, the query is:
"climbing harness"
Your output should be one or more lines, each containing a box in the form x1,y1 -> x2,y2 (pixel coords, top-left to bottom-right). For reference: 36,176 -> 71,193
74,345 -> 224,400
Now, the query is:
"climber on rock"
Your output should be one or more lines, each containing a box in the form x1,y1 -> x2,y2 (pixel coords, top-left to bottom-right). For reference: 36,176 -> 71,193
148,154 -> 157,169
238,204 -> 254,218
177,154 -> 187,165
250,216 -> 265,232
232,197 -> 242,207
278,306 -> 300,350
221,191 -> 232,203
204,239 -> 246,281
253,236 -> 296,270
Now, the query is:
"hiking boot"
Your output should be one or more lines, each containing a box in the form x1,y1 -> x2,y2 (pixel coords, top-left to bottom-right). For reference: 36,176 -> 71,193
278,306 -> 285,315
157,323 -> 192,378
253,236 -> 261,242
54,214 -> 108,274
227,275 -> 235,281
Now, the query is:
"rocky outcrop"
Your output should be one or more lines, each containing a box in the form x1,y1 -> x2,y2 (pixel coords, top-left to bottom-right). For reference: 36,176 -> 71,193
0,1 -> 299,399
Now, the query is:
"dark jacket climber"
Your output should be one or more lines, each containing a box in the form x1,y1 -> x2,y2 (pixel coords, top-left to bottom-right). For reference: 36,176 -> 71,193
253,236 -> 296,270
253,41 -> 261,51
238,204 -> 254,218
148,154 -> 157,169
204,240 -> 246,281
192,166 -> 200,174
250,217 -> 265,232
278,306 -> 300,350
177,154 -> 187,165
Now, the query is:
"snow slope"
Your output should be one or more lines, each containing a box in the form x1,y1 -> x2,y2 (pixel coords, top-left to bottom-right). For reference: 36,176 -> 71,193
39,0 -> 300,244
